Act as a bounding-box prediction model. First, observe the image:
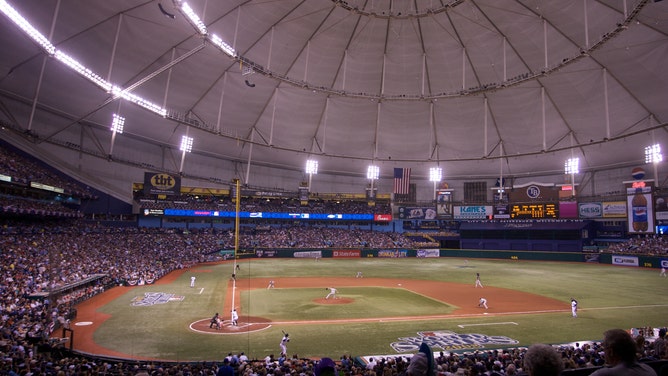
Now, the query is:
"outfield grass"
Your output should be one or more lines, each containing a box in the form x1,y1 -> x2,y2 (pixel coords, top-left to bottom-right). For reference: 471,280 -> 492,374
87,258 -> 668,361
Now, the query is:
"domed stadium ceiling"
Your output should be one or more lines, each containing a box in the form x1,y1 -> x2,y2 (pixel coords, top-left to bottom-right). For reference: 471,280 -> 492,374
0,0 -> 667,189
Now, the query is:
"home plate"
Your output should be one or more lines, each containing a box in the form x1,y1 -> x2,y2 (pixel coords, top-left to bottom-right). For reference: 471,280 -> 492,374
484,313 -> 489,315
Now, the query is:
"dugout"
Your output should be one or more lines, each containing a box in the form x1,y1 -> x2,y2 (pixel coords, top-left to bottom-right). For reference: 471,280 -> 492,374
459,220 -> 592,252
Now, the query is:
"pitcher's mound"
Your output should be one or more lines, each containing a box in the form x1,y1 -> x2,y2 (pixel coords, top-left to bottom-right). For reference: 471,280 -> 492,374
314,298 -> 354,304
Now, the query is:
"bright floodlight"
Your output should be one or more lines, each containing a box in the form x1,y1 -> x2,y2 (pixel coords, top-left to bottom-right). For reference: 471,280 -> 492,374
645,144 -> 663,164
429,167 -> 442,182
305,159 -> 318,175
180,135 -> 193,153
210,34 -> 236,57
111,114 -> 125,134
181,2 -> 207,35
0,0 -> 56,55
565,158 -> 579,175
367,165 -> 380,180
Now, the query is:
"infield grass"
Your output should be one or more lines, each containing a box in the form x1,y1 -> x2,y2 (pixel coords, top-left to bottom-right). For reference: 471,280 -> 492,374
86,257 -> 668,361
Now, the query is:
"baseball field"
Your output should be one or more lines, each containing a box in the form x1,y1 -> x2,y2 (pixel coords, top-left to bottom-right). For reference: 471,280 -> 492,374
69,257 -> 668,361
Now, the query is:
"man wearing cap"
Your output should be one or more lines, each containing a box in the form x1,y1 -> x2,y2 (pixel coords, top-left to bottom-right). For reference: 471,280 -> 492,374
315,358 -> 337,376
325,287 -> 337,299
279,333 -> 289,355
571,298 -> 578,318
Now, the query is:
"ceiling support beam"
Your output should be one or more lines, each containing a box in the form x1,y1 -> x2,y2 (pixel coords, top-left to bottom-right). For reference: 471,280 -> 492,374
28,0 -> 61,133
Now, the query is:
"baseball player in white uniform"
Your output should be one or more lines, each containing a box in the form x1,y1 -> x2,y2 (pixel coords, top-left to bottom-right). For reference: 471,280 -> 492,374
475,273 -> 483,288
571,298 -> 578,317
279,333 -> 289,355
231,308 -> 239,326
325,287 -> 338,299
478,297 -> 488,309
190,276 -> 196,288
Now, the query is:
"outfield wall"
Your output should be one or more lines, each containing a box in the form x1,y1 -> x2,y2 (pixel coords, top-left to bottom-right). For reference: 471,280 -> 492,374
239,248 -> 668,269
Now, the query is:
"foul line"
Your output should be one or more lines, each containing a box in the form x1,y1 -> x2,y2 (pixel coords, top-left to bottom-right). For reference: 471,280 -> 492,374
458,322 -> 518,328
197,288 -> 204,294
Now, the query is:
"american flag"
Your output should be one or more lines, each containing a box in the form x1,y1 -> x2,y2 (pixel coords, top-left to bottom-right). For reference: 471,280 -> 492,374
393,168 -> 411,195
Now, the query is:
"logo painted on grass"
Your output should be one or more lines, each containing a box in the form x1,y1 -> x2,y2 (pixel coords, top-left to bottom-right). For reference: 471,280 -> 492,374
131,292 -> 185,306
390,331 -> 519,352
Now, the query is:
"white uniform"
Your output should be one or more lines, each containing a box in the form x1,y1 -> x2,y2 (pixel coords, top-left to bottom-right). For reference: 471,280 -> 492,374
478,297 -> 488,309
356,271 -> 363,278
571,299 -> 578,317
475,273 -> 483,288
231,309 -> 239,325
267,280 -> 275,288
279,334 -> 289,355
661,268 -> 666,277
190,276 -> 196,287
325,287 -> 337,299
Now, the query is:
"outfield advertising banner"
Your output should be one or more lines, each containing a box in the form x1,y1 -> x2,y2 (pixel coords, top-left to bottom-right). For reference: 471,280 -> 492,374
255,250 -> 278,258
436,190 -> 453,218
602,201 -> 627,218
294,251 -> 323,258
579,202 -> 602,218
626,183 -> 654,234
143,172 -> 180,196
332,250 -> 361,258
397,206 -> 437,220
454,206 -> 492,220
416,249 -> 440,258
378,250 -> 408,258
655,194 -> 668,220
611,255 -> 639,267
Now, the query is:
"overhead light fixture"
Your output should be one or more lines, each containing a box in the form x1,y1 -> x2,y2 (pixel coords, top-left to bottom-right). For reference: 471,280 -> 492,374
179,1 -> 207,35
645,144 -> 662,164
564,158 -> 579,175
0,0 -> 55,55
111,114 -> 125,134
110,86 -> 167,117
429,167 -> 442,182
180,135 -> 194,153
54,51 -> 112,91
367,165 -> 380,180
305,159 -> 318,175
210,34 -> 236,57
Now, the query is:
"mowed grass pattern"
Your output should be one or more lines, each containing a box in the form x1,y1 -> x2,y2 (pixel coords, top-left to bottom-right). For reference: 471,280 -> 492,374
88,258 -> 668,361
244,287 -> 455,320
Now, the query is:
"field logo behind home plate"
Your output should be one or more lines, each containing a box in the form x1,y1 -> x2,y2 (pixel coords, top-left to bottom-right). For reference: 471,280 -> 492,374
390,331 -> 519,352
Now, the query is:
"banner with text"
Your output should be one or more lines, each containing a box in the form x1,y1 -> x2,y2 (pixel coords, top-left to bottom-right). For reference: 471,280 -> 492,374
453,206 -> 493,220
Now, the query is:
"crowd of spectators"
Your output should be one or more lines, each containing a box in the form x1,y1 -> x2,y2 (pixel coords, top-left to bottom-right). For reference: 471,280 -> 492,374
0,144 -> 96,199
240,226 -> 415,249
604,235 -> 668,256
136,195 -> 392,216
0,195 -> 82,218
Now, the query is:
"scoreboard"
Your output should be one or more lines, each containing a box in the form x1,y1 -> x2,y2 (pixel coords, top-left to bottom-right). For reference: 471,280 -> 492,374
510,203 -> 558,219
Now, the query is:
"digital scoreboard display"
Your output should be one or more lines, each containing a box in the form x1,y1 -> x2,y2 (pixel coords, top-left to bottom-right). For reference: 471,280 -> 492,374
510,203 -> 558,219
